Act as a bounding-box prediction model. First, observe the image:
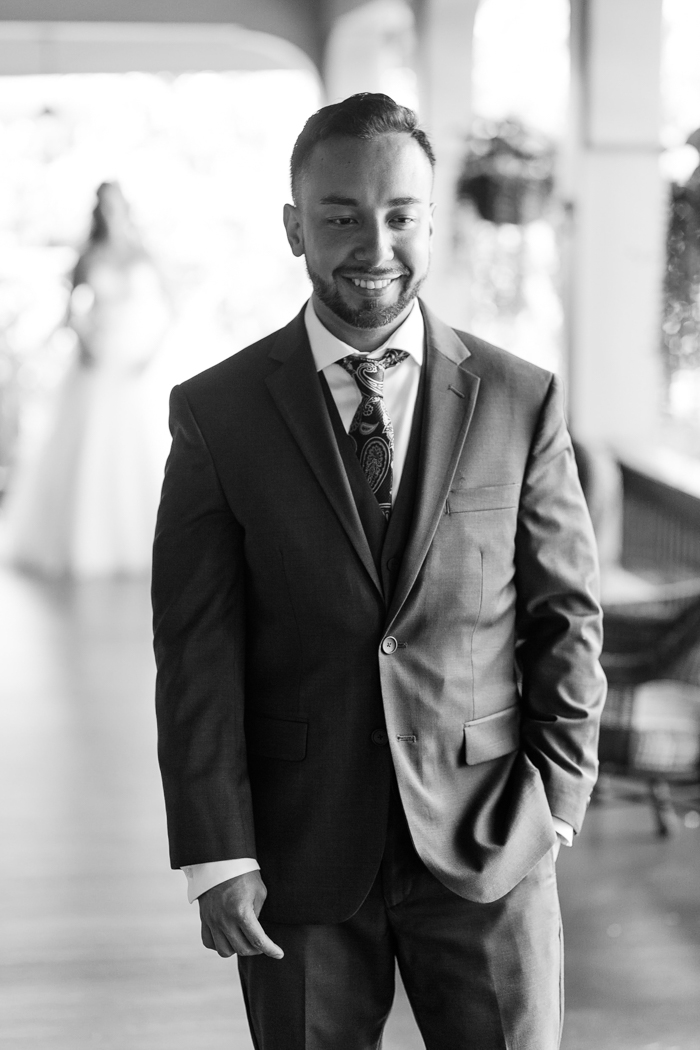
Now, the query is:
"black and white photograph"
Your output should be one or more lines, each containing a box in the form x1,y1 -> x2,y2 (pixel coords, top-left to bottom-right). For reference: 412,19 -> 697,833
1,2 -> 699,1049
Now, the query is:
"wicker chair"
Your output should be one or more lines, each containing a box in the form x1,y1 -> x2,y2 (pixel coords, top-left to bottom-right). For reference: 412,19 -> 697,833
572,441 -> 700,834
599,588 -> 700,834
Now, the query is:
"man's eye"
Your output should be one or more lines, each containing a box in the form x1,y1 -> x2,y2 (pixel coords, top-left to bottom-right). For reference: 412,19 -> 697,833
328,217 -> 356,226
391,216 -> 415,227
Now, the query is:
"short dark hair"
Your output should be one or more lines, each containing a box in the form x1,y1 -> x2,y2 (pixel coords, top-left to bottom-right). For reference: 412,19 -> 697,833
290,92 -> 435,203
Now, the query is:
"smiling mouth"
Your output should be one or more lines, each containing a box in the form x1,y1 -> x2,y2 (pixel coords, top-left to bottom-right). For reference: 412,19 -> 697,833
342,274 -> 405,291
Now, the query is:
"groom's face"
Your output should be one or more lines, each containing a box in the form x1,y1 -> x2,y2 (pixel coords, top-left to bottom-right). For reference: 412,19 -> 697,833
283,132 -> 434,333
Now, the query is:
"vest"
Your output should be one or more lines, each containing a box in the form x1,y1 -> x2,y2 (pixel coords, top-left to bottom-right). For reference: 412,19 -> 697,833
319,358 -> 426,609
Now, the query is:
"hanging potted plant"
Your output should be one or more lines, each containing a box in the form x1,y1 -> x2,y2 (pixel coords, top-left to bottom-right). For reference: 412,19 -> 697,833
456,118 -> 555,225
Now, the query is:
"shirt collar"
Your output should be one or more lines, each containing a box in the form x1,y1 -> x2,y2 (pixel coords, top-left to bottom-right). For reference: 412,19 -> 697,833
304,298 -> 425,373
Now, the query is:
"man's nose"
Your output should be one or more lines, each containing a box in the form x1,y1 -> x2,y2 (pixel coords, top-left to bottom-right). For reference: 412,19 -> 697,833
353,222 -> 394,266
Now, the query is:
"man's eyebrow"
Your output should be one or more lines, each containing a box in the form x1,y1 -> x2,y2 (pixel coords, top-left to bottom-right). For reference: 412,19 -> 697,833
318,195 -> 424,206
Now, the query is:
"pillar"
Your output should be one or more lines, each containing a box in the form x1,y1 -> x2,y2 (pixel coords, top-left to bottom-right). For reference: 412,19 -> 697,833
566,0 -> 666,447
323,0 -> 417,105
416,0 -> 480,327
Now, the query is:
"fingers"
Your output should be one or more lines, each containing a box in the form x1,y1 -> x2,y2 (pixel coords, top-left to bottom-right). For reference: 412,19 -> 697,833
211,926 -> 236,959
238,908 -> 284,960
197,872 -> 284,960
202,921 -> 237,958
200,913 -> 283,960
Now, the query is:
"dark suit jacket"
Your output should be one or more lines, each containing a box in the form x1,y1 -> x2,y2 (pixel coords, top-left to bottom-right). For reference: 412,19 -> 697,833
153,301 -> 606,924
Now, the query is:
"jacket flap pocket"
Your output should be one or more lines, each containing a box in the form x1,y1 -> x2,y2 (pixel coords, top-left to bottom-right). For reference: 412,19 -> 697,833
447,483 -> 520,514
247,715 -> 308,761
464,705 -> 520,765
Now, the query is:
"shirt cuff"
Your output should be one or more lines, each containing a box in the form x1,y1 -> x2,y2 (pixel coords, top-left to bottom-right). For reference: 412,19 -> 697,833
182,858 -> 260,904
552,816 -> 574,847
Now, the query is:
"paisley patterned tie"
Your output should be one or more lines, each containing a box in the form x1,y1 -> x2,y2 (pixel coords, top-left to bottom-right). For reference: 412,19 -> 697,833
339,349 -> 409,519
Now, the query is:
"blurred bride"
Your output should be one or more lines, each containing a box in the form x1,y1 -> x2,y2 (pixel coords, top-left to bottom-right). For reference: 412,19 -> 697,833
4,181 -> 171,577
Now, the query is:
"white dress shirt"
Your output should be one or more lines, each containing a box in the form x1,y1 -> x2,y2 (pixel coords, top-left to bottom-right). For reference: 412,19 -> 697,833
182,299 -> 572,903
305,297 -> 424,494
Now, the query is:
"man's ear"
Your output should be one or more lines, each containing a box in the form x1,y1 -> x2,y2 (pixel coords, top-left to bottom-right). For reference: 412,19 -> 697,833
429,201 -> 436,238
283,203 -> 305,258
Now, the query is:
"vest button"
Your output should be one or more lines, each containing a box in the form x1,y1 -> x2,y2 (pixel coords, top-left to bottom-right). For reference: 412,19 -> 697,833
381,636 -> 398,655
371,729 -> 389,745
386,556 -> 397,571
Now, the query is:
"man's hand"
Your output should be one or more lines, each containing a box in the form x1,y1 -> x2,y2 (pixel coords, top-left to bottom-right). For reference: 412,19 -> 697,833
198,871 -> 284,960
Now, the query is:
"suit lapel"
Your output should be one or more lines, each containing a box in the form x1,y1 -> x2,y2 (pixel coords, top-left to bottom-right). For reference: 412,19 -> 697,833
265,310 -> 383,596
387,304 -> 480,624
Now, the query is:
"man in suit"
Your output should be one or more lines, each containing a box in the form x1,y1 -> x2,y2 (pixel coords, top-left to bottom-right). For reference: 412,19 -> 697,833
153,93 -> 606,1050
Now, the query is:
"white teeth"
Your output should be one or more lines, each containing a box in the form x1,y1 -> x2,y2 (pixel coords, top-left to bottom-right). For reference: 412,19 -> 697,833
351,278 -> 395,289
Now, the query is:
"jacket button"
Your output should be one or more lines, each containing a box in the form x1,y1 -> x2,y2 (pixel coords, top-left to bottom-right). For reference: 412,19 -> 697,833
381,636 -> 398,655
371,728 -> 389,745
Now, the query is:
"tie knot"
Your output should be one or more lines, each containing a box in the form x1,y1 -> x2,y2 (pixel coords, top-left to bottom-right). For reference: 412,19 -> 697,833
339,349 -> 409,395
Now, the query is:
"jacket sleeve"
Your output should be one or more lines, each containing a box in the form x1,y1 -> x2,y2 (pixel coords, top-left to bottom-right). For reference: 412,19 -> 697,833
152,384 -> 256,869
514,373 -> 607,833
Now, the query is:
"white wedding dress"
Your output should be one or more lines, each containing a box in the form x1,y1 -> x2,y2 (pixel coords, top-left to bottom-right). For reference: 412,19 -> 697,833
4,257 -> 171,578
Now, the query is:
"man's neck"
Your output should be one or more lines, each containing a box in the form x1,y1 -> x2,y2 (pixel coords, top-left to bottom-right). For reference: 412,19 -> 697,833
311,294 -> 414,353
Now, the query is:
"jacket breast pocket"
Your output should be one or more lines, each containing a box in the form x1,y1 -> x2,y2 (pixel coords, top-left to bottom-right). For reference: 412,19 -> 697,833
464,705 -> 520,765
446,482 -> 520,514
246,714 -> 308,761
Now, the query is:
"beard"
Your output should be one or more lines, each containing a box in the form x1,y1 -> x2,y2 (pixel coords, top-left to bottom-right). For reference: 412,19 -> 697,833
306,265 -> 426,330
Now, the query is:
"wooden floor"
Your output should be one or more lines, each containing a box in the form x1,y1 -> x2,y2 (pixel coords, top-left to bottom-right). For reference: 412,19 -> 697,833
1,566 -> 699,1050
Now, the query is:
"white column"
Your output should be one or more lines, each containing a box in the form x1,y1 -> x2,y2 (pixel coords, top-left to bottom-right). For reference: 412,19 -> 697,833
567,0 -> 665,446
416,0 -> 480,327
323,0 -> 475,325
323,0 -> 416,105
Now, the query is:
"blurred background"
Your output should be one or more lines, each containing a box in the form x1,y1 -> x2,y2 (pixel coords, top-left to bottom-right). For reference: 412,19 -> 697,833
1,2 -> 699,1048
